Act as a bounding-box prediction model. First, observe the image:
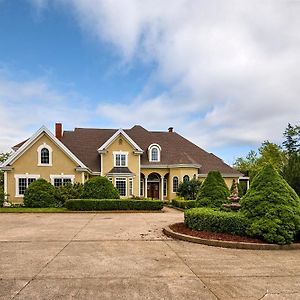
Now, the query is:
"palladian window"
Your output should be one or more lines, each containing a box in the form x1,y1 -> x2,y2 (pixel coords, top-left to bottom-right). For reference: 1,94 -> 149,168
148,144 -> 161,162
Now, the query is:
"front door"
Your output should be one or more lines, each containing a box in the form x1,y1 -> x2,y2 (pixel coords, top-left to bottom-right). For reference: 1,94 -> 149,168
147,182 -> 159,199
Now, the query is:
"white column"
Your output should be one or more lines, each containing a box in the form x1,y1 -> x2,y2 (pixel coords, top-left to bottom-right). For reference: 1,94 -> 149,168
145,176 -> 148,198
247,179 -> 250,190
4,171 -> 7,200
81,172 -> 85,184
161,175 -> 164,201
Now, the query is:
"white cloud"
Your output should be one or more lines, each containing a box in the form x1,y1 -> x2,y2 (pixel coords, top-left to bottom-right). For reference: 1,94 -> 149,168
61,0 -> 300,148
0,75 -> 92,152
25,0 -> 300,157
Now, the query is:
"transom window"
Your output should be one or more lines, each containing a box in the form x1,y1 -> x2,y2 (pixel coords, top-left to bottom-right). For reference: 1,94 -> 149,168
114,152 -> 128,167
40,148 -> 50,164
116,177 -> 126,196
172,176 -> 179,193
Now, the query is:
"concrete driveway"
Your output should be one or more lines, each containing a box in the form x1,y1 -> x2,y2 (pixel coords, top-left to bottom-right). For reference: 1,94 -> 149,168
0,207 -> 299,300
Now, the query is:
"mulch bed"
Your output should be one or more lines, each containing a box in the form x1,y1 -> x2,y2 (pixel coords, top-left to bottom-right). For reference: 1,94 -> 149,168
170,223 -> 265,244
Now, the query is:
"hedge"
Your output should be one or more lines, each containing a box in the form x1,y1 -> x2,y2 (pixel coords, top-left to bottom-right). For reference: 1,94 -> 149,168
65,199 -> 164,211
172,199 -> 196,209
184,207 -> 250,236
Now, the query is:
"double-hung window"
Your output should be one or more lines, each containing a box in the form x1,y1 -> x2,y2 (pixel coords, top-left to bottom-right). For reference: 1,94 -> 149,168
114,152 -> 128,167
15,175 -> 40,197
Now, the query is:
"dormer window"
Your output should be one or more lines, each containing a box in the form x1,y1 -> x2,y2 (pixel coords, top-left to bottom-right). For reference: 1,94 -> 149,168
37,143 -> 53,166
148,144 -> 161,162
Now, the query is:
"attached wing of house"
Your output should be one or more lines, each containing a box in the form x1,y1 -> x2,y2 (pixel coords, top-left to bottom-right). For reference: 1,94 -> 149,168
1,124 -> 243,203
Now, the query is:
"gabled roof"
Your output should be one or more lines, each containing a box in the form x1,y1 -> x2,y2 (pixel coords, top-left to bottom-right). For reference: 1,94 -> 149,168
98,128 -> 143,153
1,126 -> 89,170
59,125 -> 240,175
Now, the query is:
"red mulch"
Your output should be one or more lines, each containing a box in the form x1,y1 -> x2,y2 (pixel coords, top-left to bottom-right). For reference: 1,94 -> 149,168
170,223 -> 265,244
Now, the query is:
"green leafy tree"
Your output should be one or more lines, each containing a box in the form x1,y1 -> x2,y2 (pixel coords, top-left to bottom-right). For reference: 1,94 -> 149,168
55,182 -> 84,204
240,164 -> 300,245
176,178 -> 202,200
24,179 -> 59,208
81,176 -> 120,199
196,171 -> 230,208
0,152 -> 11,206
233,150 -> 258,178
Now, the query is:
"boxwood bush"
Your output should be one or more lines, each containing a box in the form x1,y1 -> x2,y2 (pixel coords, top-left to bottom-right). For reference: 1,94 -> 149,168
240,164 -> 300,245
172,199 -> 196,209
55,182 -> 83,204
184,207 -> 250,236
65,199 -> 164,211
81,176 -> 120,199
24,179 -> 60,208
196,171 -> 230,208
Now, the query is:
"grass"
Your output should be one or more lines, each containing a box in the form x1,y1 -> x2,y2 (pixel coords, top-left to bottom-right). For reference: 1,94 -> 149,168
0,207 -> 69,213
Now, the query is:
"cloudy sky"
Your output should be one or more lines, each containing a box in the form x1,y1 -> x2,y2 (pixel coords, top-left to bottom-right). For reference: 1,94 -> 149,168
0,0 -> 299,164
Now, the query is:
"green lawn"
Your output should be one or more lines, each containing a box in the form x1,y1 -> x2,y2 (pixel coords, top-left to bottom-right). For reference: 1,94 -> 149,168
0,207 -> 69,213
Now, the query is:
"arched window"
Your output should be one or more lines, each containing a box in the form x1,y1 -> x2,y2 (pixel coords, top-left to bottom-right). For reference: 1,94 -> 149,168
151,148 -> 158,161
148,144 -> 161,162
41,148 -> 49,164
172,176 -> 179,193
183,175 -> 190,182
37,143 -> 53,166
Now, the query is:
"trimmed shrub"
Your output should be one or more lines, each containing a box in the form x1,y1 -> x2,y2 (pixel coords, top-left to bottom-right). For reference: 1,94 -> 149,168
172,199 -> 196,209
81,176 -> 119,199
65,199 -> 163,211
0,188 -> 4,207
240,164 -> 300,244
196,171 -> 230,208
55,183 -> 84,204
176,179 -> 202,200
24,179 -> 59,208
184,207 -> 250,236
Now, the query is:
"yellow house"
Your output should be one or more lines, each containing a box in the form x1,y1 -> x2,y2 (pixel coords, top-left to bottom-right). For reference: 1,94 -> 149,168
0,124 -> 243,203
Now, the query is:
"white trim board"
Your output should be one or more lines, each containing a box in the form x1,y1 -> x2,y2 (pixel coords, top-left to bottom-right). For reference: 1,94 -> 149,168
2,126 -> 89,170
98,129 -> 143,153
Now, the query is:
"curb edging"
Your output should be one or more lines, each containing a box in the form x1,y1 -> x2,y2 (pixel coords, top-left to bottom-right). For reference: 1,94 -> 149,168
163,225 -> 300,250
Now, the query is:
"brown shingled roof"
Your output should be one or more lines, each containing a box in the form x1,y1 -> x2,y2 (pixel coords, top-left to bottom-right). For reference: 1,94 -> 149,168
59,125 -> 240,175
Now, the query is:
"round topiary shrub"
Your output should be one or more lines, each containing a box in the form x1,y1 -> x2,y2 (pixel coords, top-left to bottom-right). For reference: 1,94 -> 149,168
55,182 -> 84,204
240,164 -> 300,245
81,176 -> 120,199
24,178 -> 58,207
196,171 -> 230,208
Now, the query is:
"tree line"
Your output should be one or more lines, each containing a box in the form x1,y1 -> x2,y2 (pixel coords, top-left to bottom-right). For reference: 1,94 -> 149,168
233,123 -> 300,196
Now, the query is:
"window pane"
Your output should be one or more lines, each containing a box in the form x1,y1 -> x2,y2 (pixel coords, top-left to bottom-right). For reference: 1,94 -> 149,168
163,178 -> 167,196
140,180 -> 144,196
121,154 -> 126,166
28,178 -> 36,185
115,154 -> 121,166
41,148 -> 50,164
151,148 -> 158,161
63,178 -> 72,185
183,175 -> 190,182
116,178 -> 126,196
173,177 -> 178,193
54,178 -> 62,187
129,178 -> 133,196
18,178 -> 27,195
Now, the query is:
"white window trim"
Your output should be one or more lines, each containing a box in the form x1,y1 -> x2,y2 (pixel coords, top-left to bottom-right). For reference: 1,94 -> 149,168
50,174 -> 75,185
172,176 -> 179,193
113,151 -> 128,167
37,143 -> 53,166
115,177 -> 127,197
129,178 -> 133,196
14,174 -> 40,197
148,144 -> 161,162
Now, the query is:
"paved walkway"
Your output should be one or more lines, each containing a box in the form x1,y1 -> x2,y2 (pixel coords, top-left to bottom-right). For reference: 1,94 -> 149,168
0,207 -> 299,299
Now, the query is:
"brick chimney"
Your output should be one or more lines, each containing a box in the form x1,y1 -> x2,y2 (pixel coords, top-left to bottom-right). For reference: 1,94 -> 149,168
55,123 -> 62,139
168,127 -> 173,133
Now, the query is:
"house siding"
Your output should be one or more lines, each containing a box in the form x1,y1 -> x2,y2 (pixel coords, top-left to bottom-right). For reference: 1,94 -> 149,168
6,133 -> 81,203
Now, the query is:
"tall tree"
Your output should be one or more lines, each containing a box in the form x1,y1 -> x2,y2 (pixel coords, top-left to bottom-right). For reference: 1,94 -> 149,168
283,123 -> 300,155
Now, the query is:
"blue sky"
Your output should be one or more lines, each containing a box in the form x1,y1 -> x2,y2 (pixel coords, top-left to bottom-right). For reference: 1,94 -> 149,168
0,0 -> 299,165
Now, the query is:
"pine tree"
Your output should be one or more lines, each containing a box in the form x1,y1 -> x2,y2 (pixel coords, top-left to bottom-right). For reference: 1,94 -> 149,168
240,164 -> 300,244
